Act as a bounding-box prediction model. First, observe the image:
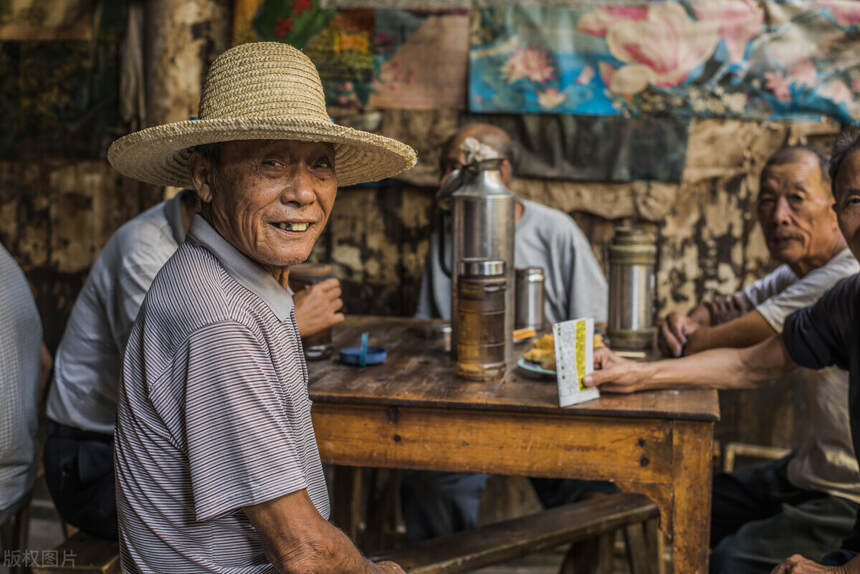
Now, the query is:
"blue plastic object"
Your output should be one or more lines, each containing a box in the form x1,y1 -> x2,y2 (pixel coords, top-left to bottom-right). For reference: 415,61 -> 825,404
339,346 -> 387,366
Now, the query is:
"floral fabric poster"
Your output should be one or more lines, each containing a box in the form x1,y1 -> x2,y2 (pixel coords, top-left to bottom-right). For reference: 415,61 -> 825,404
233,0 -> 469,109
469,1 -> 860,123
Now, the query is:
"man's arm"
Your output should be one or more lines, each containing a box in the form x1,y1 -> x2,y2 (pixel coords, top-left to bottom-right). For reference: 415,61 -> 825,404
683,309 -> 776,355
244,489 -> 403,574
293,278 -> 344,337
771,553 -> 860,574
659,293 -> 755,357
584,334 -> 796,394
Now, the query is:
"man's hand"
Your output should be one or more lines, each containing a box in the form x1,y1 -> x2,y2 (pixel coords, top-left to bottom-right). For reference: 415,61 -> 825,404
583,347 -> 650,394
293,278 -> 345,338
771,554 -> 856,574
374,561 -> 406,573
658,312 -> 700,358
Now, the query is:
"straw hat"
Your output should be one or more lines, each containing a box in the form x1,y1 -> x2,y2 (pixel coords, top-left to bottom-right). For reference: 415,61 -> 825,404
108,42 -> 416,187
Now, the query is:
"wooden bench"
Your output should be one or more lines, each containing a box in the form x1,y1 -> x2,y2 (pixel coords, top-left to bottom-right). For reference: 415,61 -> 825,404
370,492 -> 659,574
32,531 -> 119,574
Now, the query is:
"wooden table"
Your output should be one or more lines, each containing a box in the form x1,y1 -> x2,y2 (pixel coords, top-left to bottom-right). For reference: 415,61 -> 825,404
309,316 -> 719,573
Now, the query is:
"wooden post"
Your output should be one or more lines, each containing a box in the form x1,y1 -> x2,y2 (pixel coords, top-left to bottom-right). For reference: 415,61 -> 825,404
144,0 -> 230,127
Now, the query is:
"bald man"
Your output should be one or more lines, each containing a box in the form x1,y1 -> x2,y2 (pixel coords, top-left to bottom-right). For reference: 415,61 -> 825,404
406,124 -> 610,541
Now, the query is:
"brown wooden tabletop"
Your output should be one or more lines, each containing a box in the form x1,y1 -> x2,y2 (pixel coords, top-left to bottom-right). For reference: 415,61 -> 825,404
309,315 -> 719,574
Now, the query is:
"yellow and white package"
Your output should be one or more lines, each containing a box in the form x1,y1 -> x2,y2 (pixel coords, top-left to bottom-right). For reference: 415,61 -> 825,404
553,318 -> 599,407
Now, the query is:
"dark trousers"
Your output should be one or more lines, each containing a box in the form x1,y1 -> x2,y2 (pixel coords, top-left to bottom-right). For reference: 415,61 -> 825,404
401,470 -> 616,542
710,453 -> 858,574
43,422 -> 117,540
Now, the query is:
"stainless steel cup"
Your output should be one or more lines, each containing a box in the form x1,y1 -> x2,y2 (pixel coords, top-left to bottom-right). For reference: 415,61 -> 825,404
515,266 -> 545,331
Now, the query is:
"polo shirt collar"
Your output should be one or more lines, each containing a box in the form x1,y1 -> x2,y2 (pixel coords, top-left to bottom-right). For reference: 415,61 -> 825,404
187,215 -> 294,321
164,190 -> 191,245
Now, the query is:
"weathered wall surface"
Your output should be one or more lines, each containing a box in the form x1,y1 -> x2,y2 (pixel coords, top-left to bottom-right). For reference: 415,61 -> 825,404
0,5 -> 841,449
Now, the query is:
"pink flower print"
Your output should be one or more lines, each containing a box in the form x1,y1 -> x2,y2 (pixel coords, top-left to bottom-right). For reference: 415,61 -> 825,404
692,0 -> 764,64
342,81 -> 354,91
764,70 -> 792,102
337,95 -> 347,104
502,43 -> 555,84
577,7 -> 649,36
605,3 -> 720,92
537,88 -> 566,109
786,58 -> 817,89
816,0 -> 860,28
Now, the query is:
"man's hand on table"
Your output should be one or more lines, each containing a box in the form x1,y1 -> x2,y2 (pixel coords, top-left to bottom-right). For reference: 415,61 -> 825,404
658,312 -> 700,358
583,347 -> 650,394
374,560 -> 406,573
293,278 -> 345,337
771,554 -> 860,574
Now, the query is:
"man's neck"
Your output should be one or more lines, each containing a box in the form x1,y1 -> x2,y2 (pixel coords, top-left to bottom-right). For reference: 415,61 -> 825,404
788,238 -> 847,278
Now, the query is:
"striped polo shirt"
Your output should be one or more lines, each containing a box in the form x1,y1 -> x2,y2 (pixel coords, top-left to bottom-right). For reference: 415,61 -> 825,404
115,215 -> 329,573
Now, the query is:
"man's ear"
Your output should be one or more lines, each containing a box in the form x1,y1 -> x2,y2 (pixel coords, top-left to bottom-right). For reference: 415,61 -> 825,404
189,152 -> 215,204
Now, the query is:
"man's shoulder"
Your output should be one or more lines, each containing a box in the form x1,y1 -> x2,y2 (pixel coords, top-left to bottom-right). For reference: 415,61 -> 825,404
94,202 -> 174,275
519,199 -> 582,237
141,242 -> 238,335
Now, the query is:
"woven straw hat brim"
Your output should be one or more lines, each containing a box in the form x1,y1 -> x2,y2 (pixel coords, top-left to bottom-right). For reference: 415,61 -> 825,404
108,116 -> 417,188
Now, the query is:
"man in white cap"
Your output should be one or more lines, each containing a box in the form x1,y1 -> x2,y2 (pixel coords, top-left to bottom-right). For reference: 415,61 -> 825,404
108,42 -> 415,573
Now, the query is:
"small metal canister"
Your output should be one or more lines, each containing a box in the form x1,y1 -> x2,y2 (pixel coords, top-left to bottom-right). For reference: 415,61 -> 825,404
515,266 -> 545,331
608,227 -> 657,350
456,258 -> 507,382
288,262 -> 335,360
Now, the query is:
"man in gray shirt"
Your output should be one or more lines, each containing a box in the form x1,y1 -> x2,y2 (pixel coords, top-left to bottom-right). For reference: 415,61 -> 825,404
405,123 -> 610,541
0,243 -> 48,524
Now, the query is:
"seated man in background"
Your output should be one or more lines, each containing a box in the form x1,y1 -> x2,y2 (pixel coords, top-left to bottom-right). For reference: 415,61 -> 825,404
0,243 -> 50,526
405,123 -> 610,541
44,189 -> 344,540
588,141 -> 860,573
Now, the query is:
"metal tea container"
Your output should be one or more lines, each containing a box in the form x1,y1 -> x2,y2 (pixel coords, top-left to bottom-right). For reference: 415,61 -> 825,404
515,266 -> 545,331
608,227 -> 657,350
450,159 -> 516,365
456,258 -> 507,382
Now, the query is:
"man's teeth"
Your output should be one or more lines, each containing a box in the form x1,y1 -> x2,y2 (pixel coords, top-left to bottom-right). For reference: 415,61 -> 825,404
277,222 -> 309,232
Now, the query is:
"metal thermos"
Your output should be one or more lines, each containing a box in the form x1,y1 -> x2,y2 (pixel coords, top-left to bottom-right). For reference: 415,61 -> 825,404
515,266 -> 544,331
608,227 -> 657,350
450,158 -> 516,366
456,258 -> 507,382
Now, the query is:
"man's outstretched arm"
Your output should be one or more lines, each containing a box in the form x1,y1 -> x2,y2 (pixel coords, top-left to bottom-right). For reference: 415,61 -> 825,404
585,334 -> 796,394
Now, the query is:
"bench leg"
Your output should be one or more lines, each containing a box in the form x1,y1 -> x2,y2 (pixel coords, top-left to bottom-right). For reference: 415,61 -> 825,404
623,522 -> 653,574
558,531 -> 614,574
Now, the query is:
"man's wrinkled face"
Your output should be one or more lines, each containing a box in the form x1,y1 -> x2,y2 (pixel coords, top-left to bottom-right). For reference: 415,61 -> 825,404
195,140 -> 337,273
756,153 -> 838,265
833,149 -> 860,261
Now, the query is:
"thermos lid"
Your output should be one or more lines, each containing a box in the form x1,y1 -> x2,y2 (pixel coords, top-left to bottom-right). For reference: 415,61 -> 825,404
612,226 -> 656,246
515,266 -> 544,281
289,262 -> 332,279
458,258 -> 506,277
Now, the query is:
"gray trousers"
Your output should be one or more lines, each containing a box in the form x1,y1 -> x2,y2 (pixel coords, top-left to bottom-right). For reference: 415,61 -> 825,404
710,454 -> 859,574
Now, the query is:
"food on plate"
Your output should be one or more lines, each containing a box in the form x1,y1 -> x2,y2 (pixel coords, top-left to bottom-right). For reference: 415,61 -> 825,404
522,332 -> 604,371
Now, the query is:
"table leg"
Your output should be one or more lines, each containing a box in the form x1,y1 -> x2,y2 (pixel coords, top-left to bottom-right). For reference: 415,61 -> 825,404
670,421 -> 714,574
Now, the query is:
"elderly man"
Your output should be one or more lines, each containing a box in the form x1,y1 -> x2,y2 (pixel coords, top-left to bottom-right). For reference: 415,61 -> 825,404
587,143 -> 860,573
43,187 -> 343,540
405,123 -> 610,542
0,243 -> 49,526
107,42 -> 415,572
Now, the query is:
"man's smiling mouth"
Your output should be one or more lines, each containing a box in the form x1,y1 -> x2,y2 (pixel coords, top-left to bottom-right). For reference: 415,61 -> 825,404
274,222 -> 310,232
